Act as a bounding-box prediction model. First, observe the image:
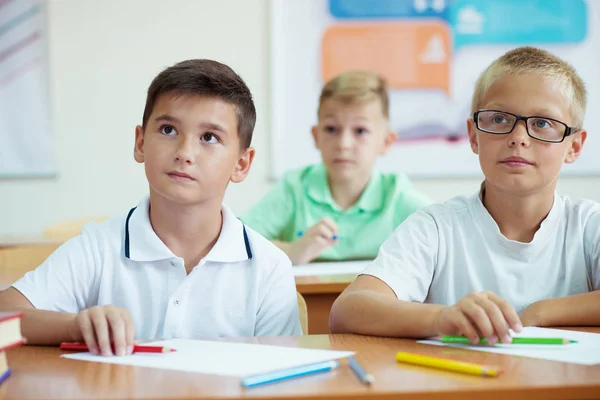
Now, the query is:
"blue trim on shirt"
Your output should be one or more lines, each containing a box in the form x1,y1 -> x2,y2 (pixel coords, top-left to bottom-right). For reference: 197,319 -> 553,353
124,207 -> 136,259
243,225 -> 253,260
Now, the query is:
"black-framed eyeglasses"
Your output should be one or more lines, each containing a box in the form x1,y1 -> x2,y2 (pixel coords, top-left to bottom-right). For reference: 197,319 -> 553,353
473,110 -> 578,143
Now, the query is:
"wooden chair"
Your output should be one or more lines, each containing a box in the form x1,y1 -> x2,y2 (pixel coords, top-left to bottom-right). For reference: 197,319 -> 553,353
0,244 -> 60,290
296,291 -> 308,334
43,217 -> 107,241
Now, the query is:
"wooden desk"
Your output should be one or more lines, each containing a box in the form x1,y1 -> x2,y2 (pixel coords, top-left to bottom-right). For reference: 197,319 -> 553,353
295,274 -> 356,334
3,330 -> 600,400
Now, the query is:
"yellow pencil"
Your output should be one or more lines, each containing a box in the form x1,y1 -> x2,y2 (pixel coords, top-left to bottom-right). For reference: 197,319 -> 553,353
395,352 -> 501,377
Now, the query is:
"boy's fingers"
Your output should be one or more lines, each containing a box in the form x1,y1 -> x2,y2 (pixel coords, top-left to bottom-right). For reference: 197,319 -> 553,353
450,310 -> 479,344
474,297 -> 509,344
461,302 -> 495,343
121,310 -> 135,354
312,223 -> 336,241
90,309 -> 112,356
488,292 -> 522,333
78,314 -> 99,355
106,310 -> 127,357
319,217 -> 338,232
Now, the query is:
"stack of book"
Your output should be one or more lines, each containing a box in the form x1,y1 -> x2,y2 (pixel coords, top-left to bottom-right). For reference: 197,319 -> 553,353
0,312 -> 25,385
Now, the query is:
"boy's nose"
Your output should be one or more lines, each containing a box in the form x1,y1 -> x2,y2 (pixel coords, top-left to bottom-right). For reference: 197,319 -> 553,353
337,131 -> 354,149
508,121 -> 530,147
174,139 -> 194,164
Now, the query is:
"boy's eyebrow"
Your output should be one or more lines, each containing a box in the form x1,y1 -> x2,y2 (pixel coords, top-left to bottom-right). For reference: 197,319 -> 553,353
154,114 -> 181,124
198,122 -> 229,134
153,115 -> 229,134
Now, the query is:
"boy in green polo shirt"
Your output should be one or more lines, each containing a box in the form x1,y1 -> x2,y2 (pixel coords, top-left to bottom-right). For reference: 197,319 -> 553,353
241,71 -> 430,264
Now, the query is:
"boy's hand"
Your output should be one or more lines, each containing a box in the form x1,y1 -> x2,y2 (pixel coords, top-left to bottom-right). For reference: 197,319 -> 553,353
434,291 -> 523,345
290,218 -> 339,264
69,305 -> 135,357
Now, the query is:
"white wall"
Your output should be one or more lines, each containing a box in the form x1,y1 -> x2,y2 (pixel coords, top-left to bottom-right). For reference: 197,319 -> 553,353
1,0 -> 599,236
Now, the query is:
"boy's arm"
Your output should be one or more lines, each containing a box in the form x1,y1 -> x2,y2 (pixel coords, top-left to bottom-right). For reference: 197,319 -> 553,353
520,291 -> 600,327
330,209 -> 522,341
329,211 -> 439,336
0,288 -> 79,345
329,274 -> 445,337
0,233 -> 95,345
521,210 -> 600,327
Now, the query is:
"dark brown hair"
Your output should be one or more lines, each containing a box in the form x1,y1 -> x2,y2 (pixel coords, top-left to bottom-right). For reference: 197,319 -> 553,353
142,59 -> 256,149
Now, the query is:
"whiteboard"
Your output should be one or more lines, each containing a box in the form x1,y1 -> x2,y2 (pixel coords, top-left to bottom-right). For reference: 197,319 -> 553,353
270,0 -> 600,179
0,0 -> 54,178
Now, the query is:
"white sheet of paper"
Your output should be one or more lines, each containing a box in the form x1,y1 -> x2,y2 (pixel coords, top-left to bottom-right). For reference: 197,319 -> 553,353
61,339 -> 354,376
419,327 -> 600,365
293,260 -> 371,277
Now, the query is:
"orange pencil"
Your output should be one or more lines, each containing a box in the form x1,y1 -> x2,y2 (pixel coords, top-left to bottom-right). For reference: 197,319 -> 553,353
60,342 -> 176,353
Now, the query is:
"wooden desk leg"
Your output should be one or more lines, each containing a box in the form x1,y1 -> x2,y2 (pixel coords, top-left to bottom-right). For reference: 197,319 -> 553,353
303,293 -> 340,334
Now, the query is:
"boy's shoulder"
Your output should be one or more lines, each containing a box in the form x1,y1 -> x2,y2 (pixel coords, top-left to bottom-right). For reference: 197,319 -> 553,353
419,192 -> 474,220
557,195 -> 600,224
282,164 -> 323,185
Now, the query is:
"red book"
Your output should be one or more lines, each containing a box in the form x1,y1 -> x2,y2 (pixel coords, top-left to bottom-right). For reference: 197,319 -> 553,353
0,312 -> 26,351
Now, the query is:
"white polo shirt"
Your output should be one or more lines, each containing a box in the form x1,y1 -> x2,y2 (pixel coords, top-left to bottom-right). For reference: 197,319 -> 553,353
13,196 -> 302,339
362,190 -> 600,312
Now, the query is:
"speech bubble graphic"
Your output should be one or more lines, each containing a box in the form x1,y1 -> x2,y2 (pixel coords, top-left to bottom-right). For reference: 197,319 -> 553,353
329,0 -> 450,19
450,0 -> 587,49
321,22 -> 452,94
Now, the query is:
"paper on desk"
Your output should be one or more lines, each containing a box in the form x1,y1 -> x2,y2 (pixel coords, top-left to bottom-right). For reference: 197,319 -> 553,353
419,327 -> 600,365
61,339 -> 354,376
293,260 -> 371,277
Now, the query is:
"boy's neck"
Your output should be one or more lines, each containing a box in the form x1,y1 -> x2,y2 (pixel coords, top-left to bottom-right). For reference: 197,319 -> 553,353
482,181 -> 555,243
148,192 -> 223,274
328,170 -> 372,210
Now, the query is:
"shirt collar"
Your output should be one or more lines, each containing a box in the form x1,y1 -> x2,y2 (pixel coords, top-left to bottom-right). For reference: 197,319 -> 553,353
124,196 -> 252,263
305,164 -> 385,212
474,181 -> 561,254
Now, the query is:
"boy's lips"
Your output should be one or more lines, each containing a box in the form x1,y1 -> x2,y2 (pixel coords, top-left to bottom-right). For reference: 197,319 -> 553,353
332,158 -> 354,164
500,156 -> 534,167
168,171 -> 195,181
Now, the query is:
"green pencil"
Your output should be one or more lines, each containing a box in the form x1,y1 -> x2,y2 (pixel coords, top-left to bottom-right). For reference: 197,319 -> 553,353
441,336 -> 578,345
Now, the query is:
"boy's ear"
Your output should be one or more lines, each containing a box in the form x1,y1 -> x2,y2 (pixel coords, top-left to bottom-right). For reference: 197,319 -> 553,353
311,125 -> 320,149
230,147 -> 256,183
467,118 -> 479,155
564,129 -> 587,164
379,130 -> 397,155
134,125 -> 145,163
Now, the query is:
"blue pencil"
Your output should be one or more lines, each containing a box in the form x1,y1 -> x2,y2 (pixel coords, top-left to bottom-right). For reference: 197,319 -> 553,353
241,360 -> 340,388
348,357 -> 374,385
297,231 -> 341,240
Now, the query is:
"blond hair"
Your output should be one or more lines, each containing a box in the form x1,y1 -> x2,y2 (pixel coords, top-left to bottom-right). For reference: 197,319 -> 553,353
318,71 -> 389,118
471,46 -> 587,127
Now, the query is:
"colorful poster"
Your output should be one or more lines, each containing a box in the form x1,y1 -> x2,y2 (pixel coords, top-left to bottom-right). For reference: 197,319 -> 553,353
0,0 -> 53,178
270,0 -> 599,178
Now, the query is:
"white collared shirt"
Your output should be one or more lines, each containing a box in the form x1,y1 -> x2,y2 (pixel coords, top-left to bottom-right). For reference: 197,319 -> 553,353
13,196 -> 302,339
362,190 -> 600,312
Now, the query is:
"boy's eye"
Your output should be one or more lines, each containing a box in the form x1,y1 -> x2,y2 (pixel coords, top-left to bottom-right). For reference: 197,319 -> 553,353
532,118 -> 552,129
355,127 -> 368,135
491,115 -> 509,124
324,126 -> 338,134
201,133 -> 218,143
160,125 -> 177,136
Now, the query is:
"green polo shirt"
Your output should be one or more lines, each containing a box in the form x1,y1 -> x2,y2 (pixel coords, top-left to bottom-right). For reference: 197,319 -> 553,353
240,164 -> 431,262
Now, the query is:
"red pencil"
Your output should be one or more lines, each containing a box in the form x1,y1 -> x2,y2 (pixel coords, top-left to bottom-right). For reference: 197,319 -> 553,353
60,342 -> 176,353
